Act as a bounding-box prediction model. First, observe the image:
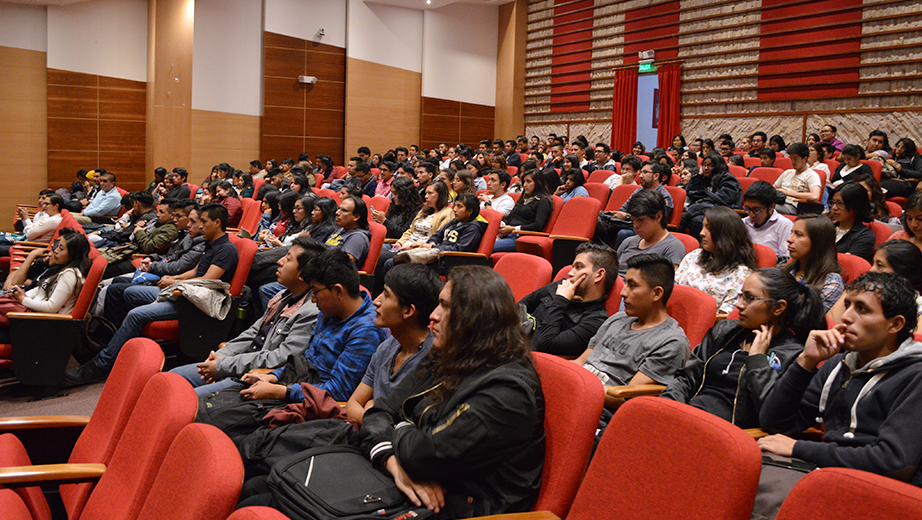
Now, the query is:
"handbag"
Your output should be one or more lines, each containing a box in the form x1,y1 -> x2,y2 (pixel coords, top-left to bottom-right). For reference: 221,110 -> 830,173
268,444 -> 434,520
0,296 -> 29,327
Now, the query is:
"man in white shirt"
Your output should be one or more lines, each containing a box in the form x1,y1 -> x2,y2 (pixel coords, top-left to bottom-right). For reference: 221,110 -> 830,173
604,155 -> 642,191
478,170 -> 515,217
773,142 -> 822,215
742,180 -> 794,262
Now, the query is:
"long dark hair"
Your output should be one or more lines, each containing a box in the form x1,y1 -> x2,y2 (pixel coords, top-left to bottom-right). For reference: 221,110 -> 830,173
427,266 -> 530,404
386,177 -> 422,221
755,268 -> 825,343
422,181 -> 450,216
35,229 -> 92,297
895,137 -> 920,161
698,206 -> 756,274
701,151 -> 730,185
306,197 -> 337,240
517,170 -> 550,205
277,190 -> 299,220
785,216 -> 842,286
853,173 -> 890,221
343,195 -> 369,230
900,190 -> 922,237
263,190 -> 281,222
877,240 -> 922,294
835,181 -> 872,223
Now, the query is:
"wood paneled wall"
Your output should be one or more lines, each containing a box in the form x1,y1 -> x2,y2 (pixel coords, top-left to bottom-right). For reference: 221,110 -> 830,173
47,69 -> 146,191
263,32 -> 345,166
0,46 -> 47,232
420,97 -> 496,151
191,109 -> 261,184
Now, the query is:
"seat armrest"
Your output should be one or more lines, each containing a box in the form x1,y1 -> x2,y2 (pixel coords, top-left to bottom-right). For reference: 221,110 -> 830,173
440,251 -> 487,258
11,241 -> 49,248
465,512 -> 560,520
0,463 -> 106,488
605,384 -> 665,399
549,235 -> 591,242
216,342 -> 228,350
744,428 -> 769,440
513,230 -> 549,237
248,368 -> 274,375
0,415 -> 90,431
715,313 -> 729,321
7,312 -> 73,321
384,238 -> 398,243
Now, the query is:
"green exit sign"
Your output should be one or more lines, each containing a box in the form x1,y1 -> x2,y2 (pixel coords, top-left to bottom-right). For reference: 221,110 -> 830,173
638,62 -> 656,73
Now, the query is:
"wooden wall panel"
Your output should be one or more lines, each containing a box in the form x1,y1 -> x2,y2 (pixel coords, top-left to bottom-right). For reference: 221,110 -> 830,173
262,32 -> 345,166
420,96 -> 496,151
190,109 -> 261,182
345,58 -> 421,161
0,46 -> 47,232
47,69 -> 147,191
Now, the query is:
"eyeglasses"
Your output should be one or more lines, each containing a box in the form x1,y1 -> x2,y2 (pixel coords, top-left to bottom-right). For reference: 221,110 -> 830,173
830,200 -> 846,207
701,163 -> 714,169
738,293 -> 776,306
336,207 -> 354,214
742,206 -> 766,215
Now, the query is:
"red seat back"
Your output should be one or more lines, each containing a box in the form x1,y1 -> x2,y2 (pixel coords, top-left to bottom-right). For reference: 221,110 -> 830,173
58,338 -> 165,519
532,352 -> 604,518
544,195 -> 564,233
316,188 -> 337,200
475,208 -> 502,256
135,424 -> 244,520
186,183 -> 199,199
671,231 -> 699,254
359,222 -> 386,275
776,467 -> 922,520
0,489 -> 31,520
666,284 -> 717,347
333,166 -> 347,179
861,159 -> 883,182
567,397 -> 762,520
314,172 -> 324,186
227,234 -> 258,296
753,243 -> 778,268
368,196 -> 391,214
237,198 -> 262,236
750,167 -> 784,184
551,196 -> 601,240
729,165 -> 749,178
838,253 -> 871,283
228,507 -> 292,520
507,166 -> 518,176
774,157 -> 793,170
555,265 -> 624,315
77,373 -> 198,520
736,176 -> 759,195
664,186 -> 685,228
584,183 -> 610,207
250,178 -> 264,198
604,184 -> 641,212
495,253 -> 553,302
886,200 -> 903,218
743,156 -> 761,169
867,220 -> 892,247
71,255 -> 107,320
587,169 -> 616,184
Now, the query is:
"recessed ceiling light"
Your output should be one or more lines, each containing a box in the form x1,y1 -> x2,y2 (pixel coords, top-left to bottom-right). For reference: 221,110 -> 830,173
426,0 -> 431,4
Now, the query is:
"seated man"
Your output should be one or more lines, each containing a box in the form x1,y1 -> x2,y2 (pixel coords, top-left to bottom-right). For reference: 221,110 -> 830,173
99,197 -> 179,278
574,254 -> 689,411
170,237 -> 325,396
478,170 -> 515,217
759,272 -> 922,486
325,195 -> 372,267
615,190 -> 686,277
603,153 -> 641,190
65,203 -> 239,384
597,161 -> 674,249
742,181 -> 793,262
237,249 -> 386,402
75,172 -> 122,224
89,190 -> 156,247
520,242 -> 617,356
773,143 -> 822,215
396,193 -> 486,268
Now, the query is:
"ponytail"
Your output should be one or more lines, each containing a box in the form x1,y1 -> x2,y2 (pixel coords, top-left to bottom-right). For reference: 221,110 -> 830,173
757,268 -> 826,343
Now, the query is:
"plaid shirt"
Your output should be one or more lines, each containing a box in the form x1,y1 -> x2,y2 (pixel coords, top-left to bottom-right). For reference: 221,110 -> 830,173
273,293 -> 387,401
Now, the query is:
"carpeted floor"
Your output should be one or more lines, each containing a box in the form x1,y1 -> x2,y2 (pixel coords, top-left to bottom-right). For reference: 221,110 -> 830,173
0,369 -> 105,417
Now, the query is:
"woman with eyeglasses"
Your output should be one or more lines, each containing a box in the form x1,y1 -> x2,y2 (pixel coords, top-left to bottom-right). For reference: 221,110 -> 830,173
828,181 -> 876,263
660,268 -> 825,428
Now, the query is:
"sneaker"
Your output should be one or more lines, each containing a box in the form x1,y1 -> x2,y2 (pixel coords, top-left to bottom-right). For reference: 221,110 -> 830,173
64,359 -> 110,386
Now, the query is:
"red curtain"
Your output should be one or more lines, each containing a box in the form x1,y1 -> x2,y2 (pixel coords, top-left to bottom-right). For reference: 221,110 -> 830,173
611,67 -> 638,155
656,62 -> 682,150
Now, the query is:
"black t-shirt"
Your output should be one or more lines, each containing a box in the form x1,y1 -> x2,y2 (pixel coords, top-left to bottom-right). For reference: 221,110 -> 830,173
196,233 -> 238,283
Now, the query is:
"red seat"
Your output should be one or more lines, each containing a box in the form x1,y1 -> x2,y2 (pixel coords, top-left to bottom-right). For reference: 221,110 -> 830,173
332,166 -> 347,179
776,467 -> 922,520
316,188 -> 337,200
666,284 -> 717,347
838,253 -> 871,284
358,222 -> 387,278
516,197 -> 602,272
0,338 -> 164,520
228,508 -> 292,520
506,166 -> 518,176
744,156 -> 761,169
564,397 -> 762,520
250,178 -> 264,199
867,220 -> 892,247
186,183 -> 199,200
554,265 -> 624,316
861,159 -> 883,182
664,186 -> 685,229
0,372 -> 197,520
754,243 -> 778,268
495,254 -> 553,302
671,231 -> 699,254
737,176 -> 759,194
587,169 -> 616,184
584,183 -> 610,207
604,184 -> 641,213
729,165 -> 749,178
774,157 -> 793,170
313,172 -> 324,187
368,196 -> 391,214
750,167 -> 784,184
886,200 -> 903,218
7,209 -> 86,272
234,198 -> 262,236
889,196 -> 907,208
134,424 -> 244,520
532,352 -> 604,518
667,173 -> 681,186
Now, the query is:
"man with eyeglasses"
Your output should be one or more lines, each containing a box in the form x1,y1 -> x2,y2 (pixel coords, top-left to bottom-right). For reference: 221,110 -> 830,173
325,195 -> 372,267
741,180 -> 793,262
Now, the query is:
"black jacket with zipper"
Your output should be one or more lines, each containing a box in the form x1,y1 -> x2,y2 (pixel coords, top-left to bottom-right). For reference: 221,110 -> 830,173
356,356 -> 545,519
660,319 -> 803,428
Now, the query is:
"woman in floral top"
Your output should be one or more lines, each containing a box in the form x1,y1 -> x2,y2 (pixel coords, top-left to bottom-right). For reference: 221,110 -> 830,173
675,206 -> 758,314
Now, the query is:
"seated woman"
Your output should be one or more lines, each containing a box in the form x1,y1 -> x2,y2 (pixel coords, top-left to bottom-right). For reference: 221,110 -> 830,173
288,174 -> 313,195
680,151 -> 743,239
234,171 -> 255,199
806,133 -> 820,147
212,180 -> 242,228
854,173 -> 897,227
394,194 -> 486,270
253,188 -> 281,236
829,144 -> 872,190
256,190 -> 298,246
738,136 -> 753,155
258,195 -> 317,248
554,168 -> 588,204
358,266 -> 545,517
891,190 -> 922,251
828,240 -> 922,331
668,134 -> 687,156
0,229 -> 92,343
632,141 -> 646,157
785,215 -> 845,312
770,135 -> 788,158
808,142 -> 831,183
304,197 -> 338,243
451,169 -> 477,198
881,137 -> 922,199
438,169 -> 458,199
829,182 -> 876,263
675,206 -> 757,314
677,159 -> 698,191
371,177 -> 422,239
660,268 -> 825,428
493,170 -> 554,253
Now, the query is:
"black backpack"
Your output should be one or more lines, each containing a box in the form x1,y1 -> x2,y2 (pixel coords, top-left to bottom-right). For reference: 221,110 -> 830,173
267,444 -> 434,520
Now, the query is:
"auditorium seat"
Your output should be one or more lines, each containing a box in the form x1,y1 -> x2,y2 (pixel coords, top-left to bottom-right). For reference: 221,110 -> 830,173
838,253 -> 871,283
516,196 -> 602,273
583,182 -> 610,207
776,467 -> 922,520
754,243 -> 778,268
494,253 -> 553,302
750,167 -> 784,184
442,207 -> 502,269
729,165 -> 748,178
671,231 -> 699,254
664,186 -> 685,229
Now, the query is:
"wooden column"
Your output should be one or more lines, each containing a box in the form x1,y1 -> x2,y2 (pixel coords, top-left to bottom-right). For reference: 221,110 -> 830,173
494,0 -> 526,139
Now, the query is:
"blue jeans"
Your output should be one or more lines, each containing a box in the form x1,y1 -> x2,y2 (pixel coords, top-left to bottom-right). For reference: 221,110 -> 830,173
493,235 -> 520,253
169,362 -> 242,397
95,285 -> 176,369
259,282 -> 285,312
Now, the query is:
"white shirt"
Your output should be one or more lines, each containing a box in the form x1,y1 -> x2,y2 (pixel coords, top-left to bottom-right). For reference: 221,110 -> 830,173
484,193 -> 515,217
